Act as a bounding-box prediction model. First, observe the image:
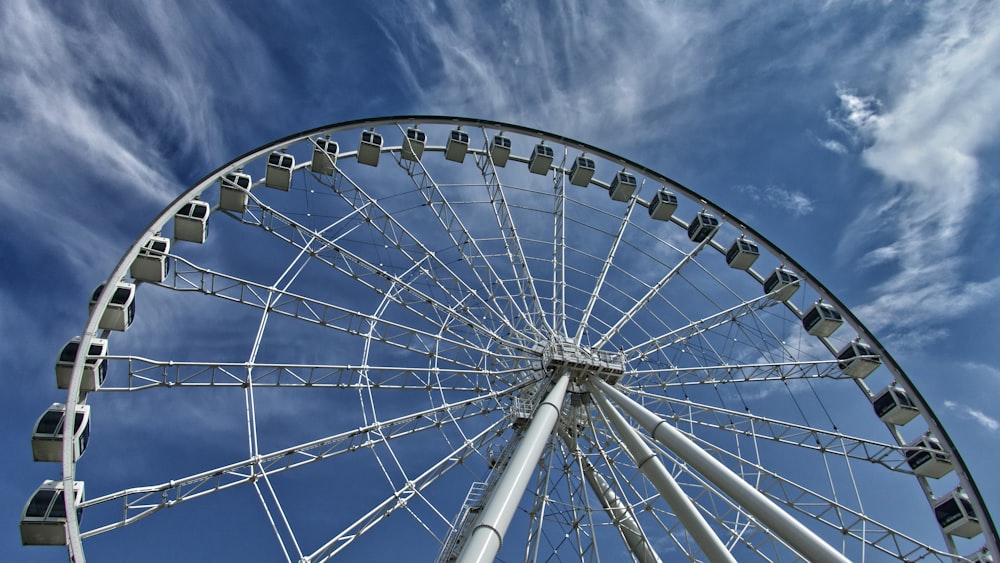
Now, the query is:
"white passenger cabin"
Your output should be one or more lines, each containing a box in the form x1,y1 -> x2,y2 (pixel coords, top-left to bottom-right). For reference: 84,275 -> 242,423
905,434 -> 953,478
358,130 -> 383,167
489,134 -> 511,167
802,302 -> 842,337
56,337 -> 108,395
265,151 -> 294,190
401,127 -> 426,161
648,188 -> 678,220
445,129 -> 470,162
529,143 -> 554,175
836,341 -> 880,378
219,171 -> 251,213
763,267 -> 799,302
935,488 -> 982,538
89,282 -> 135,332
131,236 -> 170,283
569,156 -> 595,186
687,212 -> 720,242
311,137 -> 338,175
725,238 -> 759,270
32,403 -> 90,462
872,384 -> 919,425
174,200 -> 210,243
609,171 -> 637,201
20,480 -> 84,546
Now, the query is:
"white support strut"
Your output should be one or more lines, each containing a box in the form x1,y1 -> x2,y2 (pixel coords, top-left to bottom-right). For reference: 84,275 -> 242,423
588,379 -> 734,563
560,432 -> 663,563
455,373 -> 571,563
592,378 -> 850,563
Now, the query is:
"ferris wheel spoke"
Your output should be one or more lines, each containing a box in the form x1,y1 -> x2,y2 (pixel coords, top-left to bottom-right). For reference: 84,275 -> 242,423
234,196 -> 526,351
574,198 -> 637,345
307,421 -> 504,562
161,255 -> 523,364
622,291 -> 784,361
77,386 -> 518,539
631,358 -> 848,387
96,356 -> 526,392
594,235 -> 715,350
386,131 -> 544,341
474,129 -> 555,338
625,390 -> 912,472
313,166 -> 542,347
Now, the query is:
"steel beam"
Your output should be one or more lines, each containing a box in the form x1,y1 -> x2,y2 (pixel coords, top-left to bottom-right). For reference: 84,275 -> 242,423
592,378 -> 850,563
455,374 -> 570,563
561,432 -> 663,563
589,380 -> 735,563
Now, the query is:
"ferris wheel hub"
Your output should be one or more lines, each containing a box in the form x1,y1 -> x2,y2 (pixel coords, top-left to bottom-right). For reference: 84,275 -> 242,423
541,336 -> 625,385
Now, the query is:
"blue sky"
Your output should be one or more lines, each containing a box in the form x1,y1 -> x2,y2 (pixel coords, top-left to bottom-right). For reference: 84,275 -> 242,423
2,1 -> 999,561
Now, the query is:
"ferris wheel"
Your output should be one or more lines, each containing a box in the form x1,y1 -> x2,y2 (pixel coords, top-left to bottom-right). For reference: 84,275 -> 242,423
22,116 -> 996,562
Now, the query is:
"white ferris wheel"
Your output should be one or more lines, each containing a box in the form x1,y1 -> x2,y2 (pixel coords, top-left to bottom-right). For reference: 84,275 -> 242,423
22,117 -> 997,562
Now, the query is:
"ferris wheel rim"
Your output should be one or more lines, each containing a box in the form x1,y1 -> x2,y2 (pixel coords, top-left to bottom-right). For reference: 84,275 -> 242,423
51,115 -> 996,561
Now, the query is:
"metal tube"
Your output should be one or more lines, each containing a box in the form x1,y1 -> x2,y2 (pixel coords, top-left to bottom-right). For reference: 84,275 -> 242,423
560,431 -> 663,563
593,378 -> 850,563
455,374 -> 570,563
589,380 -> 735,563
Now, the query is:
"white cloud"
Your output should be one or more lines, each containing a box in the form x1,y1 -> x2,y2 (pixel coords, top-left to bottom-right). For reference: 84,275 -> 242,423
831,0 -> 1000,336
817,138 -> 847,155
944,400 -> 1000,432
735,184 -> 815,216
371,1 -> 742,144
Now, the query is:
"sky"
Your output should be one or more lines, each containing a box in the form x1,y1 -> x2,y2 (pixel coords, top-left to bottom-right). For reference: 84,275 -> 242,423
1,1 -> 999,561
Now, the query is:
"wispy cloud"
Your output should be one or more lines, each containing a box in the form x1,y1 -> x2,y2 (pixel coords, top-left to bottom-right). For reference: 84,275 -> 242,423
944,400 -> 1000,432
831,0 -> 1000,336
0,0 -> 273,279
370,1 -> 745,145
734,184 -> 815,216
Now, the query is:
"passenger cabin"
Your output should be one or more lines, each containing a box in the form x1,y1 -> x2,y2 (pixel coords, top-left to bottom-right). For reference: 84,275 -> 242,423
872,384 -> 919,425
265,151 -> 294,191
311,137 -> 338,175
32,403 -> 90,462
802,302 -> 842,337
528,143 -> 554,175
174,200 -> 210,243
836,341 -> 880,378
445,129 -> 470,163
648,188 -> 678,220
130,236 -> 170,283
56,337 -> 108,395
905,434 -> 953,478
569,156 -> 595,187
763,267 -> 800,302
89,282 -> 136,332
687,212 -> 720,243
219,171 -> 251,213
358,130 -> 383,167
609,171 -> 637,201
401,127 -> 426,161
489,134 -> 511,167
725,238 -> 760,270
935,489 -> 982,538
20,480 -> 84,546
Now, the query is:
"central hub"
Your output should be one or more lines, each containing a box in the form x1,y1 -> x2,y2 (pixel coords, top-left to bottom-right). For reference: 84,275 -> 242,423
542,336 -> 625,385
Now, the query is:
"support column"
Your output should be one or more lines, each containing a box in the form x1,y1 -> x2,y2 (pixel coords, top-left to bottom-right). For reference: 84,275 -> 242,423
456,374 -> 570,563
589,380 -> 735,563
560,432 -> 663,563
592,378 -> 850,563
